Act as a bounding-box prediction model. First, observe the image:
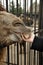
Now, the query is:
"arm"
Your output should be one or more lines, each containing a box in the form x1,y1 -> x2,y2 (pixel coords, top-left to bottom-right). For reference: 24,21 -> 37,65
30,36 -> 43,52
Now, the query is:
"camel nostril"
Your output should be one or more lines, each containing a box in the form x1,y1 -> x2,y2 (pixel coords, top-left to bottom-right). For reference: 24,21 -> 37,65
23,33 -> 31,39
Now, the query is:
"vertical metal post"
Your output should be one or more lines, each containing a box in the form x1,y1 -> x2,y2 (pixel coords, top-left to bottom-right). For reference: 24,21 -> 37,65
23,0 -> 26,24
30,0 -> 33,18
27,0 -> 28,14
20,44 -> 22,65
24,0 -> 26,15
17,43 -> 19,65
24,42 -> 26,65
6,0 -> 8,12
30,0 -> 33,65
39,0 -> 43,65
7,46 -> 9,65
19,0 -> 21,15
34,1 -> 37,65
34,0 -> 37,34
3,0 -> 4,7
39,0 -> 43,32
6,1 -> 9,65
23,0 -> 26,14
16,0 -> 18,16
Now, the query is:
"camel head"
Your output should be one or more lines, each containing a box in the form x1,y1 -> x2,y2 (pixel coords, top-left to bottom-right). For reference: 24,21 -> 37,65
0,11 -> 32,47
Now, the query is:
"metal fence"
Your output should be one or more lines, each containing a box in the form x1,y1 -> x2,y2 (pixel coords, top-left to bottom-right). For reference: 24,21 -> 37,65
0,0 -> 42,65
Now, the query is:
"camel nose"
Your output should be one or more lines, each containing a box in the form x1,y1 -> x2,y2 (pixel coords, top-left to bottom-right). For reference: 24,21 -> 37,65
22,33 -> 31,39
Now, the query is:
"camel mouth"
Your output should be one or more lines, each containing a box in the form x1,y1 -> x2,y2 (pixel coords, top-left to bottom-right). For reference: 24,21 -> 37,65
0,11 -> 31,46
6,34 -> 20,43
0,34 -> 21,47
12,26 -> 31,41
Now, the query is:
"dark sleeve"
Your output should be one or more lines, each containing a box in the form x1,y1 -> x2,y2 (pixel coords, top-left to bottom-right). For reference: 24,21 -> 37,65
30,36 -> 43,52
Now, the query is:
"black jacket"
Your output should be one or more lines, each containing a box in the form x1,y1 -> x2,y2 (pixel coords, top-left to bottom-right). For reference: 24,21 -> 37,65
30,36 -> 43,52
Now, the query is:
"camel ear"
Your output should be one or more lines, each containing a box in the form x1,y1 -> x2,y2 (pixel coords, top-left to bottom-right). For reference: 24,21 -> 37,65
20,14 -> 33,26
25,20 -> 33,26
23,18 -> 33,26
0,4 -> 6,11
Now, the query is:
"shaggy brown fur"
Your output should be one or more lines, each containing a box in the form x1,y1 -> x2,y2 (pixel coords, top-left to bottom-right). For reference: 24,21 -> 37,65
0,4 -> 31,65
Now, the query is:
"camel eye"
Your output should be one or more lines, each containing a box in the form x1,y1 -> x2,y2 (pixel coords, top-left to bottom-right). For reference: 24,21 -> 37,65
12,22 -> 24,26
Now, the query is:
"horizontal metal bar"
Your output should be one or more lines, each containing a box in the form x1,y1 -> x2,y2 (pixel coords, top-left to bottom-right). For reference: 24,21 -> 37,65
0,42 -> 18,48
0,61 -> 17,65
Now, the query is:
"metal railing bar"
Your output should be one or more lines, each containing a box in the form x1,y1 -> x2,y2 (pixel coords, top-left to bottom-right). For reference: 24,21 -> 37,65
17,43 -> 19,65
0,61 -> 17,65
7,46 -> 10,65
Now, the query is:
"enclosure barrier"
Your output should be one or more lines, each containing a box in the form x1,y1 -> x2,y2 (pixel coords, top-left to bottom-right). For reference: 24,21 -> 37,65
0,0 -> 42,65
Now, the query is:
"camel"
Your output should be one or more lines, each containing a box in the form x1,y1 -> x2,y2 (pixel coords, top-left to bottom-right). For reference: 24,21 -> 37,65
0,4 -> 31,65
